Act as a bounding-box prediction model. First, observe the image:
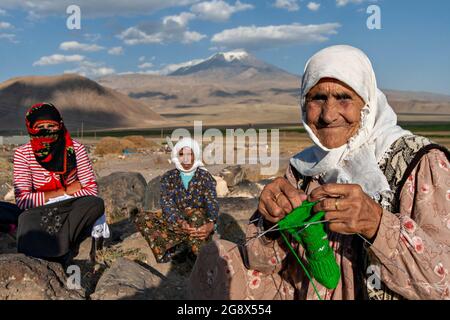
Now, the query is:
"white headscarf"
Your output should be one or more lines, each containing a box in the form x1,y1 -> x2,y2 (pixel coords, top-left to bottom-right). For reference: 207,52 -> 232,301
171,137 -> 206,174
290,45 -> 411,199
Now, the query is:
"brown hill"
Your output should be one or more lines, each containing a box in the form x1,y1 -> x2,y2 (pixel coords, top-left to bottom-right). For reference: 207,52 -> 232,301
0,74 -> 165,133
99,73 -> 450,126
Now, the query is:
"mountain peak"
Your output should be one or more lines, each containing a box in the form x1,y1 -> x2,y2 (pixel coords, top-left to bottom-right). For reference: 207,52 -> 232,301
213,50 -> 249,62
168,49 -> 296,81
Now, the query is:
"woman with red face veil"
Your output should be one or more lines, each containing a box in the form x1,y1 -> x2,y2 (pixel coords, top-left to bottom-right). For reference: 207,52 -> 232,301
13,103 -> 106,266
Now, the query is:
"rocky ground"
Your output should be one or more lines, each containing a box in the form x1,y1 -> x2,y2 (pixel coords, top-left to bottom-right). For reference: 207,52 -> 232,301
0,142 -> 279,300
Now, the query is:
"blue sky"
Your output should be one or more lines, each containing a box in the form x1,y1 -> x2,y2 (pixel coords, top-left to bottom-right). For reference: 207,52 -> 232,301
0,0 -> 449,94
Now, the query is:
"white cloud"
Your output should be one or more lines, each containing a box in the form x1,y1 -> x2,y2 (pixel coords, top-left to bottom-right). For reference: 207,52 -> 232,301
0,9 -> 7,16
0,0 -> 202,18
138,62 -> 154,69
211,23 -> 341,50
163,12 -> 196,27
64,60 -> 116,78
118,12 -> 206,45
65,67 -> 115,78
141,58 -> 205,75
191,0 -> 254,22
139,56 -> 146,62
33,54 -> 85,66
0,21 -> 12,29
307,2 -> 320,11
59,41 -> 104,52
0,33 -> 17,43
83,33 -> 101,42
336,0 -> 364,6
108,46 -> 124,55
273,0 -> 299,12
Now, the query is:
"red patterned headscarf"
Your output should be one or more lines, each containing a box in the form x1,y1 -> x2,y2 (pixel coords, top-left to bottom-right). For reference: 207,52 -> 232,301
25,103 -> 77,187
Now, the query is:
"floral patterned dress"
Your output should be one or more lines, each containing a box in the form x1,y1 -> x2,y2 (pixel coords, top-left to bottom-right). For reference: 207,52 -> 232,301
135,168 -> 219,261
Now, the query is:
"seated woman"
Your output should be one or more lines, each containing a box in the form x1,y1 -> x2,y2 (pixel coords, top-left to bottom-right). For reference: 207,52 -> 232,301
135,137 -> 219,263
188,45 -> 450,300
13,103 -> 107,266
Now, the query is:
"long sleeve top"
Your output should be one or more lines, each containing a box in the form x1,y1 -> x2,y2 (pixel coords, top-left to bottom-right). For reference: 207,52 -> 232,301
13,140 -> 98,210
244,149 -> 450,300
160,168 -> 219,224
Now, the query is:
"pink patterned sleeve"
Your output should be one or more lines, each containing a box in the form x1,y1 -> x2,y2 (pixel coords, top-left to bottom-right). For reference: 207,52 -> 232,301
369,149 -> 450,299
244,165 -> 300,275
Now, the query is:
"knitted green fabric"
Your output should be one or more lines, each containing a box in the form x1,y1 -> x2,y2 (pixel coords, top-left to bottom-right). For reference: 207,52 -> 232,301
278,200 -> 341,290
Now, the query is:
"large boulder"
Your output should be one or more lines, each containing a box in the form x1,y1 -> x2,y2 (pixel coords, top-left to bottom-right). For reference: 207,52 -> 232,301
228,180 -> 263,198
98,172 -> 147,223
217,197 -> 258,244
219,165 -> 246,187
213,175 -> 229,197
144,175 -> 161,211
91,257 -> 185,300
0,254 -> 85,300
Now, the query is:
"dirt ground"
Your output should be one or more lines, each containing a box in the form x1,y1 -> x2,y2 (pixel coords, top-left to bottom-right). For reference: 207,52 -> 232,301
84,131 -> 450,183
1,130 -> 449,186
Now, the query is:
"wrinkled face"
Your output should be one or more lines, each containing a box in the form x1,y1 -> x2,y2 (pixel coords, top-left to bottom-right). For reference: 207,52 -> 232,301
178,147 -> 195,170
33,121 -> 60,132
305,78 -> 366,149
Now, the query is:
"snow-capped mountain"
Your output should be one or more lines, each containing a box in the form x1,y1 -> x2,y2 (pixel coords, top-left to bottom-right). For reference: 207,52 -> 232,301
168,50 -> 296,81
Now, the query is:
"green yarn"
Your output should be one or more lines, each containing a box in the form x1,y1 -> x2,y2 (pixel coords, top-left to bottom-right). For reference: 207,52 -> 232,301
278,200 -> 341,291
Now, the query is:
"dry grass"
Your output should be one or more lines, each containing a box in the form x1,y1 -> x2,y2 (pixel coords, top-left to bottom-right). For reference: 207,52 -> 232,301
122,135 -> 154,148
0,157 -> 12,185
94,137 -> 137,156
95,246 -> 147,267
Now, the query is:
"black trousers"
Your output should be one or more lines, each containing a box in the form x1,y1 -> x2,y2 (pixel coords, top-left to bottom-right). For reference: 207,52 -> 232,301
0,201 -> 22,233
17,196 -> 104,262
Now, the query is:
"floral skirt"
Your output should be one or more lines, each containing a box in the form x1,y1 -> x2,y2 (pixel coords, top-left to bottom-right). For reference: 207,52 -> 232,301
134,208 -> 212,262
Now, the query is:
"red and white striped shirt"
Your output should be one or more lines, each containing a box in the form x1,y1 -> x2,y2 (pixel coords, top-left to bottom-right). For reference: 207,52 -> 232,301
13,140 -> 98,210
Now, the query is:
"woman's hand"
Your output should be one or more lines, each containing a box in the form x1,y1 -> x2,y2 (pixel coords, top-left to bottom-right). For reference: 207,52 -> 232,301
174,220 -> 197,236
44,189 -> 66,203
65,180 -> 82,196
308,183 -> 383,240
191,222 -> 215,241
258,177 -> 308,224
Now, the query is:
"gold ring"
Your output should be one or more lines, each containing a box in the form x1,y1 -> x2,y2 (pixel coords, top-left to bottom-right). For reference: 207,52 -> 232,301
335,199 -> 340,211
273,192 -> 282,202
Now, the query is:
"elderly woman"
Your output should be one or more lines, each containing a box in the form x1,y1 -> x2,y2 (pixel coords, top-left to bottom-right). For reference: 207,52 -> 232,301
13,103 -> 107,266
188,45 -> 450,300
135,137 -> 219,263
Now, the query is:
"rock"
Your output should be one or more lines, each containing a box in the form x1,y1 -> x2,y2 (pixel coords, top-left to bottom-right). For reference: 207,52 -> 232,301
219,165 -> 246,187
213,175 -> 229,197
217,197 -> 258,244
144,175 -> 161,211
3,188 -> 15,202
256,178 -> 275,187
91,257 -> 184,300
0,184 -> 9,201
228,180 -> 263,198
98,172 -> 147,223
0,254 -> 85,300
0,233 -> 16,255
